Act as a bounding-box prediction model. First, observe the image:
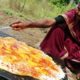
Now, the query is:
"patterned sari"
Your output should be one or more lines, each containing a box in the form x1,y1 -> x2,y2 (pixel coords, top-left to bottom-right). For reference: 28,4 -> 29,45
40,9 -> 80,80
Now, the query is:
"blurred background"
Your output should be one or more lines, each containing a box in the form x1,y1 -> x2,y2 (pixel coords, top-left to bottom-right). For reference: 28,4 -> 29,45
0,0 -> 78,21
0,0 -> 79,47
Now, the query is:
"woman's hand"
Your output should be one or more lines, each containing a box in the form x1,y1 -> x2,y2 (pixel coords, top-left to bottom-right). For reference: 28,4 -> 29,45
10,21 -> 30,31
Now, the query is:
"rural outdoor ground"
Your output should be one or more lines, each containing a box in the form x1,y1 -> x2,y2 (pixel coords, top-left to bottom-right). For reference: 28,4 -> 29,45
0,11 -> 49,48
0,0 -> 76,48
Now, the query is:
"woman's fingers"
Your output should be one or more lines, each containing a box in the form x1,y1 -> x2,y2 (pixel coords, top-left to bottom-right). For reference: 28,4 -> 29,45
11,23 -> 26,31
10,21 -> 29,31
12,28 -> 22,31
10,21 -> 21,27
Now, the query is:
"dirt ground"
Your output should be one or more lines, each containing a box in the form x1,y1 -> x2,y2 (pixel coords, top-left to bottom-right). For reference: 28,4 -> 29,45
0,11 -> 50,47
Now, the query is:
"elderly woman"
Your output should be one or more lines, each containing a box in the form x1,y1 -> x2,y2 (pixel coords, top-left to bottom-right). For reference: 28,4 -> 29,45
10,3 -> 80,80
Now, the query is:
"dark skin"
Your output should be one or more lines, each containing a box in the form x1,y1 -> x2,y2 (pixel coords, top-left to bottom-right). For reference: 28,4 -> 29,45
10,8 -> 80,79
10,19 -> 56,31
10,7 -> 80,30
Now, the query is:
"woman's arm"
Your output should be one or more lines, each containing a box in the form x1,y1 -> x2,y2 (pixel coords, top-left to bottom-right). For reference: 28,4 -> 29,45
10,15 -> 66,30
28,19 -> 56,28
10,19 -> 56,31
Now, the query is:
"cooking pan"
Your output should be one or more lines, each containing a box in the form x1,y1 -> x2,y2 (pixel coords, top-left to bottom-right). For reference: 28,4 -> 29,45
0,31 -> 38,80
0,30 -> 67,80
0,69 -> 38,80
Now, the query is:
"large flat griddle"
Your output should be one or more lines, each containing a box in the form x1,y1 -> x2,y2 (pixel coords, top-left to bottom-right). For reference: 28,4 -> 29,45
0,27 -> 67,80
0,30 -> 38,80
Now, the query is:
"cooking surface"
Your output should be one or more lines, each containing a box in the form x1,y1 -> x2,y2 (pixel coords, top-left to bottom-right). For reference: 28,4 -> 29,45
0,26 -> 45,47
0,28 -> 66,80
0,31 -> 38,80
0,70 -> 38,80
